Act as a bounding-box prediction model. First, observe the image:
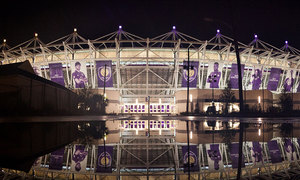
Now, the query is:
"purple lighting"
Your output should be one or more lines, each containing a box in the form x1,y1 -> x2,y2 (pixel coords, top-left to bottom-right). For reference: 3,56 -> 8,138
285,40 -> 288,44
217,29 -> 220,33
254,34 -> 258,38
172,26 -> 176,30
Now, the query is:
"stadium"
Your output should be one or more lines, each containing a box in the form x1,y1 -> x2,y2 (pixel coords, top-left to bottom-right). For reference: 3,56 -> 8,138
2,26 -> 300,179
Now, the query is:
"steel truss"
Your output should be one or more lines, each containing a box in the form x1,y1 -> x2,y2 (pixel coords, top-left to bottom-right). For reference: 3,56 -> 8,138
1,27 -> 300,103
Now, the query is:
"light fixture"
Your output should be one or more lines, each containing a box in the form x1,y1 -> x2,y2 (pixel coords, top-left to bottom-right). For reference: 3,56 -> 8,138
159,98 -> 162,104
136,98 -> 138,104
34,33 -> 38,37
285,40 -> 288,44
104,133 -> 107,141
258,96 -> 261,104
217,29 -> 220,33
159,129 -> 162,135
254,34 -> 258,38
3,39 -> 6,43
136,129 -> 138,135
189,94 -> 193,103
190,131 -> 193,139
119,25 -> 122,29
74,28 -> 77,32
174,97 -> 176,104
172,26 -> 176,30
104,93 -> 107,99
258,128 -> 261,136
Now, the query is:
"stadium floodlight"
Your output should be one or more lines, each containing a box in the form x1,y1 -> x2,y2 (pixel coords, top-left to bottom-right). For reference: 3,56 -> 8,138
3,39 -> 6,43
254,34 -> 258,39
285,40 -> 288,44
217,29 -> 220,33
74,28 -> 77,32
119,25 -> 122,29
34,33 -> 38,37
172,26 -> 176,30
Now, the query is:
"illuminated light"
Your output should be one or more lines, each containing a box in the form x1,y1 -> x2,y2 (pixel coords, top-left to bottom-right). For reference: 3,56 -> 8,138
174,97 -> 176,104
258,96 -> 261,104
258,118 -> 262,123
258,128 -> 261,136
3,39 -> 6,43
254,34 -> 258,38
190,131 -> 193,139
74,28 -> 77,32
159,129 -> 162,135
34,33 -> 38,37
136,98 -> 138,104
172,26 -> 176,30
159,98 -> 162,104
104,133 -> 107,141
189,94 -> 193,103
217,29 -> 220,33
136,129 -> 138,135
104,93 -> 107,99
285,40 -> 288,44
119,25 -> 122,29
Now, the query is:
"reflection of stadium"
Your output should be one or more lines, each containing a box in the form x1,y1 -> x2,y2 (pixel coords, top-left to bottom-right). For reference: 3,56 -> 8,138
1,26 -> 300,113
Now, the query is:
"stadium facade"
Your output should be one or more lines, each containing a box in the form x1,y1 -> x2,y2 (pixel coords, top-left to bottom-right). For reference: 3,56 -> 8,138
1,26 -> 300,114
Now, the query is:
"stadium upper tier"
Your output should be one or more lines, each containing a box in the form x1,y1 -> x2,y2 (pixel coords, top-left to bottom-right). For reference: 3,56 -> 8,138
1,27 -> 300,100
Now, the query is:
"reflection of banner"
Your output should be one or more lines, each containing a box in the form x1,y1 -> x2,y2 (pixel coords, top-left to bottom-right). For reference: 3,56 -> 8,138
32,64 -> 42,77
267,68 -> 281,91
230,63 -> 245,89
249,142 -> 263,166
49,148 -> 65,170
283,69 -> 295,92
250,66 -> 263,90
182,61 -> 199,88
267,140 -> 282,164
96,146 -> 113,173
284,139 -> 297,161
71,60 -> 88,88
182,145 -> 199,172
206,62 -> 222,89
230,143 -> 245,169
206,144 -> 224,170
96,60 -> 113,87
71,145 -> 88,172
49,63 -> 65,86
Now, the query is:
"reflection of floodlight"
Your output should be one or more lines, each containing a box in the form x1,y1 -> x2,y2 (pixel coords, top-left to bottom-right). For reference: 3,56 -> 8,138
189,94 -> 193,103
172,26 -> 176,30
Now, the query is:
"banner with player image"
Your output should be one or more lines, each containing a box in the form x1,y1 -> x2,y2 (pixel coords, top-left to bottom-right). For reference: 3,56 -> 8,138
206,62 -> 223,89
96,60 -> 113,87
267,140 -> 282,164
32,64 -> 42,77
96,146 -> 113,173
49,63 -> 65,86
206,144 -> 224,171
229,63 -> 245,89
71,145 -> 88,172
249,66 -> 263,90
182,61 -> 199,88
283,69 -> 295,92
71,60 -> 88,88
267,68 -> 281,91
49,147 -> 65,170
182,145 -> 199,172
283,139 -> 297,161
249,141 -> 263,166
230,143 -> 245,169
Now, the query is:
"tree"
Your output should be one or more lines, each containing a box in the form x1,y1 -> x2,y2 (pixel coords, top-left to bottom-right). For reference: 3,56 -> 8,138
279,89 -> 293,113
219,82 -> 236,114
219,122 -> 236,150
77,121 -> 108,145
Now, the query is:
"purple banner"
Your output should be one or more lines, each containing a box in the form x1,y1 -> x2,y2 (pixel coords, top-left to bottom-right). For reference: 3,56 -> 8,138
182,61 -> 199,88
230,143 -> 245,169
49,63 -> 65,86
49,147 -> 65,170
182,145 -> 199,172
229,63 -> 245,89
96,146 -> 113,173
251,142 -> 263,165
267,68 -> 281,91
267,140 -> 282,164
96,60 -> 113,87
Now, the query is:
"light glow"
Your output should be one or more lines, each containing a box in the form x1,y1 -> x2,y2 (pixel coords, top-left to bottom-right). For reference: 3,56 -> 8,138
74,28 -> 77,32
254,34 -> 258,38
136,98 -> 138,104
190,131 -> 193,139
136,129 -> 138,135
172,26 -> 176,30
34,33 -> 38,37
119,25 -> 122,29
159,129 -> 162,135
258,96 -> 261,104
189,94 -> 193,103
285,40 -> 288,44
3,39 -> 6,43
217,29 -> 220,33
258,128 -> 261,136
159,98 -> 162,104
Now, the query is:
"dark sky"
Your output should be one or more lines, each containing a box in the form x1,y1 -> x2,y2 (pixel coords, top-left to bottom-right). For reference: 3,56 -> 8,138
2,0 -> 300,49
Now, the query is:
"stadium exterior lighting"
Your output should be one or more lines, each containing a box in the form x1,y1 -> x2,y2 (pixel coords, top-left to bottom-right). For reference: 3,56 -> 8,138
172,26 -> 176,30
136,98 -> 138,104
217,29 -> 220,33
285,40 -> 288,44
258,96 -> 261,104
254,34 -> 258,39
74,28 -> 77,32
119,25 -> 122,29
159,98 -> 161,104
34,33 -> 38,37
189,94 -> 193,103
3,39 -> 6,43
189,131 -> 193,139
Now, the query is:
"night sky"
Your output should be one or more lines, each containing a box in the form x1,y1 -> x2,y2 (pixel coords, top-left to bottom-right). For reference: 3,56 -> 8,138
2,0 -> 300,49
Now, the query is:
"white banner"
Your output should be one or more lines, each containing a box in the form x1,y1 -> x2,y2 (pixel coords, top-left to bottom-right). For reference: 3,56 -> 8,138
206,62 -> 223,89
249,142 -> 263,166
70,60 -> 88,88
71,145 -> 88,172
282,69 -> 296,92
32,63 -> 42,77
248,65 -> 263,90
205,144 -> 224,171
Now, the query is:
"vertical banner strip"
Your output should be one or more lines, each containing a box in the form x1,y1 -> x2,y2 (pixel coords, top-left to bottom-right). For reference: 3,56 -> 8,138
267,140 -> 282,164
49,147 -> 65,170
267,68 -> 281,91
230,143 -> 245,169
96,60 -> 113,88
229,63 -> 245,89
182,61 -> 199,88
182,145 -> 199,172
96,146 -> 113,173
49,63 -> 65,86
